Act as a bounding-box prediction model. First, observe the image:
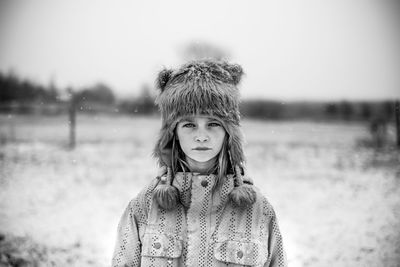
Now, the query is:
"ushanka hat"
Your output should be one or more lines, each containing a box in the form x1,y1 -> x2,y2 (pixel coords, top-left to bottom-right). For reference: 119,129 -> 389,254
153,60 -> 256,210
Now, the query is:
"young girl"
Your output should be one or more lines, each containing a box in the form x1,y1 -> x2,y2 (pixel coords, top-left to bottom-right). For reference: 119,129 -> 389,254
112,60 -> 287,267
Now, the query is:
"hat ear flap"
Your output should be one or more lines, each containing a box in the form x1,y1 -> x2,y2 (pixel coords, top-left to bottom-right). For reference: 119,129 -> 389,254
154,125 -> 174,167
229,165 -> 256,207
154,167 -> 179,210
222,63 -> 243,85
156,68 -> 173,92
225,123 -> 245,165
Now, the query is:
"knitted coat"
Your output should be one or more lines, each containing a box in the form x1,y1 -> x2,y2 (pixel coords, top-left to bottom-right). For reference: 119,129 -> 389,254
112,172 -> 287,267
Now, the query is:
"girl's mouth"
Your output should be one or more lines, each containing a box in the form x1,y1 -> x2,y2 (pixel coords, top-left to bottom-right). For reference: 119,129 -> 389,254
193,147 -> 211,151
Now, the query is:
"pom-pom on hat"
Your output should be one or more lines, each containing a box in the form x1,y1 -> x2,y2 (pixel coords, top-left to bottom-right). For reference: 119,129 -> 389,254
153,60 -> 256,209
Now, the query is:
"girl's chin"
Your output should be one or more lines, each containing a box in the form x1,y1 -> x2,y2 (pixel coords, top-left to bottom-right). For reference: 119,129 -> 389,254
189,157 -> 214,164
186,155 -> 217,165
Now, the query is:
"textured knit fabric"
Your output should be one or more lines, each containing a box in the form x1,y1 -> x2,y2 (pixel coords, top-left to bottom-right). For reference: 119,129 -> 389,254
112,173 -> 287,267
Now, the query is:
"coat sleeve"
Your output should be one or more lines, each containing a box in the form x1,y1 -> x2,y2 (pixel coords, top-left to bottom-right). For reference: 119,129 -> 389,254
111,199 -> 143,267
111,180 -> 158,267
264,205 -> 288,267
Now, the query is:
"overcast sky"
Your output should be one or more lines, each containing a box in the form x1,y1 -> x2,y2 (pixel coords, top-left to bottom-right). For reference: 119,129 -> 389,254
0,0 -> 399,101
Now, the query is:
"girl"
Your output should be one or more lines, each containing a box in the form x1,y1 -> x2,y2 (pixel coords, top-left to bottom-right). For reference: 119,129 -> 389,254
112,60 -> 287,267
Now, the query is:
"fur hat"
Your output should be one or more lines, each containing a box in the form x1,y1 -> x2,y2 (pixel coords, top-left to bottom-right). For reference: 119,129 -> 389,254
153,60 -> 256,210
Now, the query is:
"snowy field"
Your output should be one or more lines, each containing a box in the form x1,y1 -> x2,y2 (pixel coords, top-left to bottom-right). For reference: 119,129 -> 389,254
0,114 -> 399,267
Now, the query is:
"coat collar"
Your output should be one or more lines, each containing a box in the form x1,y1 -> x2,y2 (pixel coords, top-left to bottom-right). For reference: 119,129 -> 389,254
172,172 -> 235,208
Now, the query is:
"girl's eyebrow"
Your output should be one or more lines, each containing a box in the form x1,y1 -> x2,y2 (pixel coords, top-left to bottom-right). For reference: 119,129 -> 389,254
179,116 -> 221,123
207,118 -> 222,123
179,116 -> 195,122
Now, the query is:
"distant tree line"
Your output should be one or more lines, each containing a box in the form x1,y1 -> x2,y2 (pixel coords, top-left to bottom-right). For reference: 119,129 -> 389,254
0,71 -> 397,122
240,100 -> 396,122
0,72 -> 58,104
0,72 -> 117,114
117,85 -> 157,115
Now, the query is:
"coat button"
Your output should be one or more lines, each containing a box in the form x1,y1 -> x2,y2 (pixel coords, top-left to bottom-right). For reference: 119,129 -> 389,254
237,250 -> 243,259
153,242 -> 161,249
201,180 -> 208,187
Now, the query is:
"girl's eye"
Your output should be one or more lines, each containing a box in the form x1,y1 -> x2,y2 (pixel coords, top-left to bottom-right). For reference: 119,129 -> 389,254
208,122 -> 221,127
182,123 -> 196,128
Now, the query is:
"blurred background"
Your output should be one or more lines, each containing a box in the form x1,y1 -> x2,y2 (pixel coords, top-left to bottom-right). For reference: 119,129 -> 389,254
0,0 -> 400,266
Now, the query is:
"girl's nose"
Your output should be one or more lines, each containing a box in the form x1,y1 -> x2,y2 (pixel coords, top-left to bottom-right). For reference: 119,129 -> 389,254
195,136 -> 209,142
195,130 -> 209,142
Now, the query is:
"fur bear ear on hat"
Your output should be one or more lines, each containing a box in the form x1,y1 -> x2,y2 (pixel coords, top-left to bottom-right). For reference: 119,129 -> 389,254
156,68 -> 174,92
222,63 -> 243,85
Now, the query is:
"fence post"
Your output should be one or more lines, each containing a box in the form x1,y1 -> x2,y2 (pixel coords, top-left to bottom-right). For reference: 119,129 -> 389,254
69,92 -> 76,149
395,100 -> 400,148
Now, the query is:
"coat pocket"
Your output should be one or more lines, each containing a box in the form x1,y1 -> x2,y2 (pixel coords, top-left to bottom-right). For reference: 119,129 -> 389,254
214,238 -> 267,266
141,232 -> 183,258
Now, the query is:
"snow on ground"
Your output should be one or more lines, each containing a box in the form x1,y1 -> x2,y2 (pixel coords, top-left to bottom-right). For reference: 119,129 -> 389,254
0,115 -> 399,266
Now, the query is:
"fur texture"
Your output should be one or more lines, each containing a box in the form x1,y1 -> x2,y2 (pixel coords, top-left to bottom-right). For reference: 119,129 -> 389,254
153,167 -> 180,210
154,60 -> 244,167
153,183 -> 180,210
229,184 -> 257,207
153,60 -> 256,209
156,69 -> 173,92
229,165 -> 256,207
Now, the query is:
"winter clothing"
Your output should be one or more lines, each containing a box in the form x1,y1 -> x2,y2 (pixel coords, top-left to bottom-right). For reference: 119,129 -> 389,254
112,172 -> 287,267
154,61 -> 244,167
112,60 -> 287,266
153,60 -> 255,210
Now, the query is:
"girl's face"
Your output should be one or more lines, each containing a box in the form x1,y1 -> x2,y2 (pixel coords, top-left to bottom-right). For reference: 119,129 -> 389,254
176,116 -> 226,172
